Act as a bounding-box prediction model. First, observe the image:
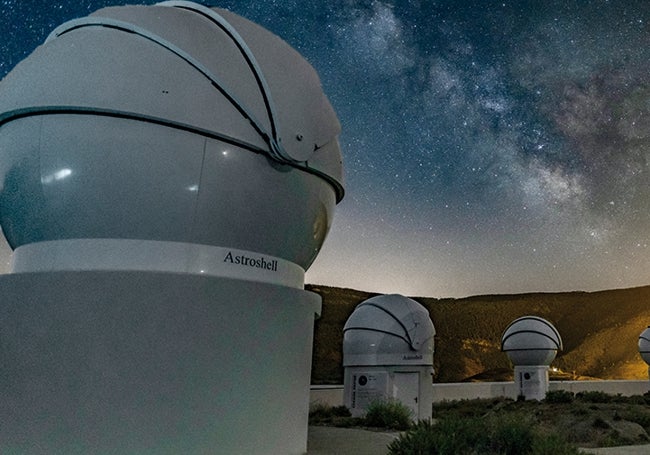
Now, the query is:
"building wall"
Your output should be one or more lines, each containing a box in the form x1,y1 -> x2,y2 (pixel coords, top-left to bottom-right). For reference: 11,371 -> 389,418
342,366 -> 434,420
311,380 -> 650,408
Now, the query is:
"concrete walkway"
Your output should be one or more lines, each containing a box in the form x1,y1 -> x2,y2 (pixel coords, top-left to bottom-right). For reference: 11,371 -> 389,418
307,425 -> 650,455
307,426 -> 400,455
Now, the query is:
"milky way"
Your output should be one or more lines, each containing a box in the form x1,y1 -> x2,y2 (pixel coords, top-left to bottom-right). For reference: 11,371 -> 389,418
1,0 -> 649,297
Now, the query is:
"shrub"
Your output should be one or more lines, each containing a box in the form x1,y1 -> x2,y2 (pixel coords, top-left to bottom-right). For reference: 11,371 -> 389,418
569,403 -> 590,416
545,389 -> 574,403
308,403 -> 356,426
329,405 -> 352,417
621,408 -> 650,430
601,429 -> 628,447
433,398 -> 510,418
388,417 -> 487,455
386,419 -> 441,455
624,394 -> 647,405
531,433 -> 582,455
364,399 -> 413,430
308,402 -> 332,423
388,415 -> 580,455
592,417 -> 611,429
576,391 -> 614,403
489,416 -> 534,455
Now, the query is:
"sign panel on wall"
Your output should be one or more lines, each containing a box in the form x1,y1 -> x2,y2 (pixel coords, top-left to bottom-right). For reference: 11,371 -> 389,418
350,372 -> 388,410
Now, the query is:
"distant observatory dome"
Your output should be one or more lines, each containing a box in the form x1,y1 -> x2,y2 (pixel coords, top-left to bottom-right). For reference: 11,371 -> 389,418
501,316 -> 562,366
638,327 -> 650,365
0,1 -> 343,271
343,294 -> 435,366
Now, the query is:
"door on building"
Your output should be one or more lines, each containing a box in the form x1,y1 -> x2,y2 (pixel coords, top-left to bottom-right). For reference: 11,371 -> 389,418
393,372 -> 419,419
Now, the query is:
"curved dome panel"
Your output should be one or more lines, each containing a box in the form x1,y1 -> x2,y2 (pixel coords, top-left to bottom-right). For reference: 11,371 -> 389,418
343,294 -> 435,366
501,316 -> 562,366
638,327 -> 650,365
0,2 -> 344,271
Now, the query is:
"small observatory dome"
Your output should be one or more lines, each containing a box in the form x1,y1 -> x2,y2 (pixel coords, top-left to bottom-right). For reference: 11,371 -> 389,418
0,1 -> 343,270
343,294 -> 435,366
638,327 -> 650,365
501,316 -> 563,366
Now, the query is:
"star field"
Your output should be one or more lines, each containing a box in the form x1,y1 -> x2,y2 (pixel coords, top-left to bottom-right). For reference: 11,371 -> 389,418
1,0 -> 649,297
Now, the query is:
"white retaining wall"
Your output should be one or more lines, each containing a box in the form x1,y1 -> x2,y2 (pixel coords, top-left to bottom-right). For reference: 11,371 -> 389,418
310,380 -> 650,407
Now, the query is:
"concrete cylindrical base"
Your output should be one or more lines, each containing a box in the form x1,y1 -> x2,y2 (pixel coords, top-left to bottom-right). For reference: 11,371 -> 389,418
343,366 -> 433,420
0,271 -> 320,454
514,365 -> 550,401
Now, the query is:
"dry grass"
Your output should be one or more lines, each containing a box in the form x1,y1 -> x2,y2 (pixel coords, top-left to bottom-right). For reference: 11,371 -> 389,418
308,284 -> 650,384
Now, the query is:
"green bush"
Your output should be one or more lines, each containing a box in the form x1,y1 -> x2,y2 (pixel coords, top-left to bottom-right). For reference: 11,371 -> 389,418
576,391 -> 614,403
601,429 -> 629,447
388,415 -> 580,455
308,403 -> 357,426
545,389 -> 574,403
621,408 -> 650,430
329,405 -> 352,417
531,433 -> 582,455
623,394 -> 647,405
433,397 -> 513,418
489,416 -> 534,455
308,402 -> 329,423
388,417 -> 487,455
385,420 -> 441,455
364,399 -> 413,430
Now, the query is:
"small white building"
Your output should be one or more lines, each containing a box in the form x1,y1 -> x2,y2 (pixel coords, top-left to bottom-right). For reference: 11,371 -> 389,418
501,316 -> 563,400
343,294 -> 435,420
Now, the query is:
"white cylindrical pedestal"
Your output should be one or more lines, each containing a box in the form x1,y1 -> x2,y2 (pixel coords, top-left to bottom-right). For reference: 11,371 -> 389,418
343,366 -> 434,420
0,271 -> 320,454
514,365 -> 550,401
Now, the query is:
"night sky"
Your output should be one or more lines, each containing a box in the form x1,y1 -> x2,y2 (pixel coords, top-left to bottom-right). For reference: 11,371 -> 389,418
1,1 -> 649,298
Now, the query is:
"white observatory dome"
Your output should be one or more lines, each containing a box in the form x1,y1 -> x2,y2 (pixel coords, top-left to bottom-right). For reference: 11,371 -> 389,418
638,327 -> 650,365
343,294 -> 435,366
0,1 -> 343,271
501,316 -> 562,366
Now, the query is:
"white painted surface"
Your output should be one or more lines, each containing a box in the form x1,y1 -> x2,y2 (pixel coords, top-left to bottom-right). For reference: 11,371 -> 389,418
0,271 -> 321,454
515,365 -> 550,400
310,385 -> 345,408
393,372 -> 420,418
11,240 -> 305,288
343,295 -> 435,367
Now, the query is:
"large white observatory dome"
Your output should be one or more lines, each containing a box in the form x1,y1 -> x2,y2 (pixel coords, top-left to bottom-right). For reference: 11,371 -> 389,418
501,316 -> 563,366
343,294 -> 435,366
0,1 -> 343,271
0,3 -> 341,453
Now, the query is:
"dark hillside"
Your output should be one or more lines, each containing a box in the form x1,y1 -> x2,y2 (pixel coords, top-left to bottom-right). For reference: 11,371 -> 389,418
308,284 -> 650,384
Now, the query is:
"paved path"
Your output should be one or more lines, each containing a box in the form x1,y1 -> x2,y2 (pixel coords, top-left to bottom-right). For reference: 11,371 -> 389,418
307,426 -> 400,455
